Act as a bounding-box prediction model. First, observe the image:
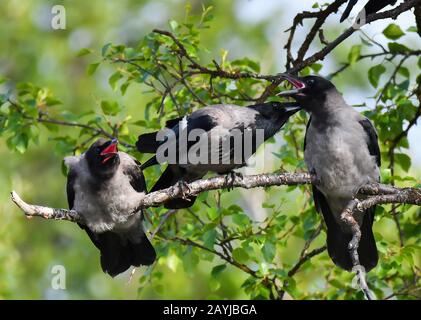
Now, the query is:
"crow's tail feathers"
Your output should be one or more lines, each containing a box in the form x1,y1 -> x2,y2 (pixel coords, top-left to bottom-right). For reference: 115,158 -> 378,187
313,187 -> 378,272
79,225 -> 156,277
136,131 -> 160,153
340,0 -> 358,22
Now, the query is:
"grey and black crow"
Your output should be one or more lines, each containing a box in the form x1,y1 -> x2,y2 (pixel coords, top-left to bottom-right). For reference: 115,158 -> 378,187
137,102 -> 301,209
340,0 -> 398,22
65,138 -> 156,277
278,74 -> 380,272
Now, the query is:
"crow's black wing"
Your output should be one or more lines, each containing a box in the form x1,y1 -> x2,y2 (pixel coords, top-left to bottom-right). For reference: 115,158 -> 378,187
136,117 -> 183,154
124,158 -> 147,193
364,0 -> 397,16
66,168 -> 77,209
303,116 -> 312,151
359,118 -> 381,167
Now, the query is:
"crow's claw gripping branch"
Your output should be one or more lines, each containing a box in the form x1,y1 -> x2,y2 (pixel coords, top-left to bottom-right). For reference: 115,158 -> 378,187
177,180 -> 192,200
224,171 -> 243,191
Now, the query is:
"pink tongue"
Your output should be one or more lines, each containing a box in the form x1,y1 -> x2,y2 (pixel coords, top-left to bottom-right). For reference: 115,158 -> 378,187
291,79 -> 305,89
102,155 -> 114,164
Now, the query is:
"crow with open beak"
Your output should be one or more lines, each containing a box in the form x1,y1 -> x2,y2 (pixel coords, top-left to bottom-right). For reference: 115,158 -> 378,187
136,102 -> 302,209
340,0 -> 398,23
278,74 -> 380,272
65,138 -> 156,277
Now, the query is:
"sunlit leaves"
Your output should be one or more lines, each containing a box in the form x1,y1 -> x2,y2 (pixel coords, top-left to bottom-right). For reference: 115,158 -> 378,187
231,58 -> 260,73
395,153 -> 411,172
232,248 -> 249,263
262,241 -> 276,262
101,43 -> 112,57
100,100 -> 121,116
383,24 -> 405,40
211,264 -> 227,277
1,1 -> 420,300
87,62 -> 100,75
387,42 -> 410,53
368,64 -> 386,88
348,45 -> 361,64
108,71 -> 123,91
76,48 -> 92,57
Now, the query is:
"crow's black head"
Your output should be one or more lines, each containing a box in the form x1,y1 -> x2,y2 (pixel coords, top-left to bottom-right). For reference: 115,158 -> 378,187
86,138 -> 120,179
277,74 -> 337,110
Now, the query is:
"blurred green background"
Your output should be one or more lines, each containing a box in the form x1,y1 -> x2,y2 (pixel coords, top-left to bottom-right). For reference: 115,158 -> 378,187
0,0 -> 419,299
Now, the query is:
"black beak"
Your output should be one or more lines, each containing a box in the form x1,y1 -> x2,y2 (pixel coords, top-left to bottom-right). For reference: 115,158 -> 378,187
277,73 -> 306,97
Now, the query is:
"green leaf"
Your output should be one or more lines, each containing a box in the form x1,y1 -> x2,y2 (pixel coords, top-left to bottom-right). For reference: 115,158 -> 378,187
383,24 -> 405,40
395,153 -> 411,172
232,212 -> 251,227
262,241 -> 276,262
207,207 -> 219,221
8,133 -> 29,153
108,71 -> 123,90
87,62 -> 100,76
101,100 -> 121,116
182,249 -> 199,274
388,42 -> 409,54
231,58 -> 261,73
310,63 -> 322,73
368,65 -> 386,88
348,45 -> 361,65
211,264 -> 226,277
101,43 -> 112,57
76,48 -> 92,57
232,248 -> 249,263
121,81 -> 131,95
397,67 -> 409,78
202,229 -> 217,249
45,97 -> 62,106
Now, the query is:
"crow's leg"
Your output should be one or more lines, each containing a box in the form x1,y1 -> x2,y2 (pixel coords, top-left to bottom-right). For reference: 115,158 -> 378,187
224,171 -> 243,191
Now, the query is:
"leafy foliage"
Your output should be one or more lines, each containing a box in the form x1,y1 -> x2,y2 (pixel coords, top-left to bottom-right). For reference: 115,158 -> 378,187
0,1 -> 419,300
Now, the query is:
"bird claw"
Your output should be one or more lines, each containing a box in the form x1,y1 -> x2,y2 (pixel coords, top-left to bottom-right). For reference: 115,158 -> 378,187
177,180 -> 191,200
224,171 -> 243,191
310,169 -> 321,185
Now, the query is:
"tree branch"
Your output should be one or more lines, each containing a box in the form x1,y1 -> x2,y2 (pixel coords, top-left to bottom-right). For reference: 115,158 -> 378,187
11,172 -> 421,221
287,0 -> 421,74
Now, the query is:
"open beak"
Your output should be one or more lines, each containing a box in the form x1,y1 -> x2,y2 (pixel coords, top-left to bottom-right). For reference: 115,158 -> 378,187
100,138 -> 118,163
277,73 -> 306,97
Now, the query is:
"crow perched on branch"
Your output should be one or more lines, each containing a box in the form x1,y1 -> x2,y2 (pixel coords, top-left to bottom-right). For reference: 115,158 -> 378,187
137,102 -> 301,209
279,74 -> 380,272
65,138 -> 156,277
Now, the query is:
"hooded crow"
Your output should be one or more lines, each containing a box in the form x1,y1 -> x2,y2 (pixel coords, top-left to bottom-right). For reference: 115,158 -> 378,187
65,138 -> 156,277
340,0 -> 398,22
278,74 -> 380,272
137,102 -> 302,209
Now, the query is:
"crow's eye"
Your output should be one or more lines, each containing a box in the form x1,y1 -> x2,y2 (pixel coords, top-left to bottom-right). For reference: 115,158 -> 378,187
96,147 -> 101,152
307,79 -> 315,86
